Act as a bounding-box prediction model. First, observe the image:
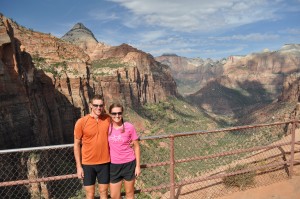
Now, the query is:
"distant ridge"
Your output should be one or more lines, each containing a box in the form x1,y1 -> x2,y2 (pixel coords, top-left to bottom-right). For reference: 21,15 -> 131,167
279,44 -> 300,53
161,53 -> 178,57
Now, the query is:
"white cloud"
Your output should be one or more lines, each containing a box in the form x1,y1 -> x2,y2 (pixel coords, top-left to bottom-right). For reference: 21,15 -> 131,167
213,33 -> 280,41
108,0 -> 282,32
88,9 -> 119,22
137,30 -> 166,42
89,11 -> 119,22
285,28 -> 300,34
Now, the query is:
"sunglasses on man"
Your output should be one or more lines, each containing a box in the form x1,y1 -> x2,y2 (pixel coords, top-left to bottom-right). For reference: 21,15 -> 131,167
92,104 -> 104,108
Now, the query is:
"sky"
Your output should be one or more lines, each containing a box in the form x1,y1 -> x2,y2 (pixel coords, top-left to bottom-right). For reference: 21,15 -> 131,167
1,0 -> 300,59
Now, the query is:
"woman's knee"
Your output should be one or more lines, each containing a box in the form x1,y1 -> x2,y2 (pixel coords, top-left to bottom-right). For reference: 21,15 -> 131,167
125,190 -> 134,198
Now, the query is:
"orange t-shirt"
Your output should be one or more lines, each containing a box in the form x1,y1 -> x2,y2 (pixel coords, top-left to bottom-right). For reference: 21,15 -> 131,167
74,114 -> 111,165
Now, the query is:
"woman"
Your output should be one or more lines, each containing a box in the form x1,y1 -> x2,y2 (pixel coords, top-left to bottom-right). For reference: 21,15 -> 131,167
108,103 -> 141,199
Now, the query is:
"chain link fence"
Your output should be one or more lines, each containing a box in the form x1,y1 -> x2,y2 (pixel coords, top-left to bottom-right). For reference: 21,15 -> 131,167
0,121 -> 299,198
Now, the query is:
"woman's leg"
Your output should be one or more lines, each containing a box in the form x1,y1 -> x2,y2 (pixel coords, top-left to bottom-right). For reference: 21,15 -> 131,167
110,181 -> 122,199
124,179 -> 135,199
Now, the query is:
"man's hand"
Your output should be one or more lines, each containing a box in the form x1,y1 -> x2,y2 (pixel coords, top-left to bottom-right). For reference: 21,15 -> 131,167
130,140 -> 134,147
77,166 -> 84,179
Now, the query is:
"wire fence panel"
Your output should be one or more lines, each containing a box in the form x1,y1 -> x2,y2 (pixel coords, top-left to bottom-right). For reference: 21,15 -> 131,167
0,146 -> 82,199
0,121 -> 299,199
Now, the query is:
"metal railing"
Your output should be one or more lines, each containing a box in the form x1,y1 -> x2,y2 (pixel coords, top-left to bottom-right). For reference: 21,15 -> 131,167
0,120 -> 299,198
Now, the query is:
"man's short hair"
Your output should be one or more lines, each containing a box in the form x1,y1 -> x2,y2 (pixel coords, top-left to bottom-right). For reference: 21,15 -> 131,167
89,94 -> 104,103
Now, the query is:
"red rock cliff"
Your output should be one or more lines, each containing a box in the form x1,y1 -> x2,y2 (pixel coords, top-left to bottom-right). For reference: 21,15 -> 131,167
0,15 -> 178,149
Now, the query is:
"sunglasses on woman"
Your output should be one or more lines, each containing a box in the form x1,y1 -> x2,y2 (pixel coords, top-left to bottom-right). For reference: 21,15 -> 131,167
111,112 -> 122,116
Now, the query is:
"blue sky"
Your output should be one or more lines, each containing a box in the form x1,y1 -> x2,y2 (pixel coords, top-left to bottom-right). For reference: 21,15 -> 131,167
1,0 -> 300,59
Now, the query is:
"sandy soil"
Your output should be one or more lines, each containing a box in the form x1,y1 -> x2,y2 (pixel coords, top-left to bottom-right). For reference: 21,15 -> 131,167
219,172 -> 300,199
219,131 -> 300,199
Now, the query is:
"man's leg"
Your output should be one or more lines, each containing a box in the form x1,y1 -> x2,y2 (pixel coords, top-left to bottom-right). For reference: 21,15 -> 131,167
84,185 -> 95,199
96,163 -> 110,198
98,183 -> 109,199
82,165 -> 97,199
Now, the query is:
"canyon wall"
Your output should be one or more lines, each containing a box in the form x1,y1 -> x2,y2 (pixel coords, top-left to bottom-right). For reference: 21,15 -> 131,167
0,15 -> 178,149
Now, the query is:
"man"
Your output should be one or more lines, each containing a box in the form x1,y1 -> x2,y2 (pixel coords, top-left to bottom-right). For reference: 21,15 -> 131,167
74,95 -> 110,199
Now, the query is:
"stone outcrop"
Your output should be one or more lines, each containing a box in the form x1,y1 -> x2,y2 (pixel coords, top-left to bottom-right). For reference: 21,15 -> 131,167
157,45 -> 300,100
279,73 -> 300,102
223,46 -> 300,99
0,14 -> 178,149
158,45 -> 300,117
0,15 -> 79,149
155,54 -> 224,95
60,24 -> 178,106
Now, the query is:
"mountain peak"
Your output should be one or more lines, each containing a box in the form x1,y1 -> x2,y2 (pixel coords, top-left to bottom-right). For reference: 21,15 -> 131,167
61,22 -> 99,54
72,22 -> 88,30
61,22 -> 98,43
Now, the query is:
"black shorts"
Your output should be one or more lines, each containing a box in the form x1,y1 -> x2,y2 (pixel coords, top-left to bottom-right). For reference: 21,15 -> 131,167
82,163 -> 110,186
110,159 -> 136,183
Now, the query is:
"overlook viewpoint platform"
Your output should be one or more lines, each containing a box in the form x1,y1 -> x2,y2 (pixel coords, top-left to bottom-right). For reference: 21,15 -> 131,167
0,120 -> 299,198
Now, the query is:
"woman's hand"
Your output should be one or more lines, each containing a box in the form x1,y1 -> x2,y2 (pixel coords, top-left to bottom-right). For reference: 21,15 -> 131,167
135,165 -> 141,177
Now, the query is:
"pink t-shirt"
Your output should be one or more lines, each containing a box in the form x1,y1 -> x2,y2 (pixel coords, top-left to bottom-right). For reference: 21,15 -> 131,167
108,122 -> 139,164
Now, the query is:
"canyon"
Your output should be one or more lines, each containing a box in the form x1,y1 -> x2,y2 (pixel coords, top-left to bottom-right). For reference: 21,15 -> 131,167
1,12 -> 300,150
0,14 -> 178,149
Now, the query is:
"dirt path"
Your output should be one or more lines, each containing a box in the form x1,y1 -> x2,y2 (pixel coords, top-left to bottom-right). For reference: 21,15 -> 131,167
219,130 -> 300,199
219,174 -> 300,199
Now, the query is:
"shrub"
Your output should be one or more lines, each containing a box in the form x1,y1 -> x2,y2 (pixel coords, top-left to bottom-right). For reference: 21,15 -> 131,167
223,164 -> 256,190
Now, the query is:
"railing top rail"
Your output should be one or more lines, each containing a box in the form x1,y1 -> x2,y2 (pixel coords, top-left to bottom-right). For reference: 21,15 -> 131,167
0,144 -> 74,154
1,120 -> 298,154
141,120 -> 297,140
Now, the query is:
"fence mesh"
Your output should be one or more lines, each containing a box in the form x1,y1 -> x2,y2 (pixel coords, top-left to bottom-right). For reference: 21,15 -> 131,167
0,121 -> 299,199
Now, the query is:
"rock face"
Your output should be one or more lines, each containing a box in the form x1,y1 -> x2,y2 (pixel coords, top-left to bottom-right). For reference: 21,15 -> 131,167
157,46 -> 300,116
223,46 -> 300,99
0,14 -> 178,149
155,54 -> 224,95
0,15 -> 72,149
279,73 -> 300,102
157,46 -> 300,100
60,23 -> 178,106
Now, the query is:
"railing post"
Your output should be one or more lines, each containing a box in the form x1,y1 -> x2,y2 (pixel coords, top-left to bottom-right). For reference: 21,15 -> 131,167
289,120 -> 296,178
170,135 -> 175,199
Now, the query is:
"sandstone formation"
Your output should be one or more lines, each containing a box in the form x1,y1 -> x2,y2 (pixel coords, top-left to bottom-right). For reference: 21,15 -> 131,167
61,23 -> 100,56
279,73 -> 300,102
0,14 -> 178,149
157,45 -> 300,100
155,54 -> 224,95
223,46 -> 300,98
158,45 -> 300,117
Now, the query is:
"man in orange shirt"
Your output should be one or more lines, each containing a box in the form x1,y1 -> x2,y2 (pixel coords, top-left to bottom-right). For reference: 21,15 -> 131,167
74,94 -> 110,199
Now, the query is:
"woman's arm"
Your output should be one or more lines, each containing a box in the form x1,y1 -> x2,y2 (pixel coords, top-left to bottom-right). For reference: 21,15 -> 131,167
132,140 -> 141,177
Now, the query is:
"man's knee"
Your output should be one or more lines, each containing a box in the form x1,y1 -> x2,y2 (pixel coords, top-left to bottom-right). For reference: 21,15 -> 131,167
99,188 -> 108,194
84,185 -> 95,199
99,184 -> 108,197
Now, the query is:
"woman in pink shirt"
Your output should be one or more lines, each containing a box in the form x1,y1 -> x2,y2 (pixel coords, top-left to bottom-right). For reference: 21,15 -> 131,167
108,103 -> 141,199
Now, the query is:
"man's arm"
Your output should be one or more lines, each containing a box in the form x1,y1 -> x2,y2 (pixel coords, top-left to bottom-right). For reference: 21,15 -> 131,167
74,138 -> 84,179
